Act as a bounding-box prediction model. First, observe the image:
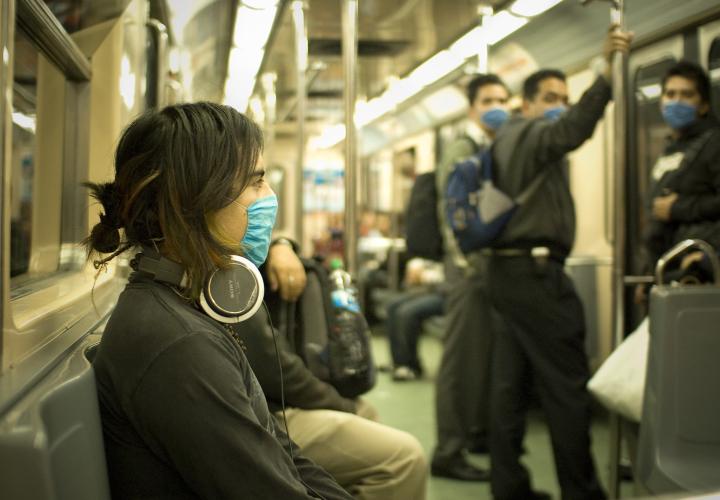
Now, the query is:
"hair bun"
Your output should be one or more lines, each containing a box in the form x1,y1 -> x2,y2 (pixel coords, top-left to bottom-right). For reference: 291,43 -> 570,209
90,215 -> 121,253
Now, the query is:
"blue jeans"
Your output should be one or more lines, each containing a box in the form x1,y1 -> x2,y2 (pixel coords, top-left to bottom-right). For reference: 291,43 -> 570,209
385,290 -> 444,373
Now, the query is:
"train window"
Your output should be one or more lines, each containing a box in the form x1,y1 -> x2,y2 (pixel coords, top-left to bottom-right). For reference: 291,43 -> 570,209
709,38 -> 720,117
10,25 -> 44,283
9,17 -> 91,295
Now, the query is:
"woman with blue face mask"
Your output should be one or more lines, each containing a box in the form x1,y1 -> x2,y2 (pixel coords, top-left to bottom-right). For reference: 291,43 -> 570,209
85,102 -> 352,500
641,60 -> 720,289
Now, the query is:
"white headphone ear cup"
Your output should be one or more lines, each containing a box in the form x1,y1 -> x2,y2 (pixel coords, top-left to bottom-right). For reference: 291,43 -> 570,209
199,255 -> 264,323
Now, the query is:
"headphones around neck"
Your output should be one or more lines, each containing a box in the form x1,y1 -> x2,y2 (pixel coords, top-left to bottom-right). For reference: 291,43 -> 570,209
132,247 -> 264,324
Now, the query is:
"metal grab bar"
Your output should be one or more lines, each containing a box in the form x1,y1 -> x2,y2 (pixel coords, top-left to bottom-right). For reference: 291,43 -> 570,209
654,239 -> 720,286
146,19 -> 168,108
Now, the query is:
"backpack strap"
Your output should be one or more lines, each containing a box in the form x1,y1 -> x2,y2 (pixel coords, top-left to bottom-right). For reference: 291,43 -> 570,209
482,121 -> 546,205
648,128 -> 716,197
680,128 -> 715,170
461,134 -> 482,154
516,168 -> 552,205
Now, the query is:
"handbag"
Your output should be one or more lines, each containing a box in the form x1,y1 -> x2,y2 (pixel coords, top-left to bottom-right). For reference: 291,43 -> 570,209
587,317 -> 649,422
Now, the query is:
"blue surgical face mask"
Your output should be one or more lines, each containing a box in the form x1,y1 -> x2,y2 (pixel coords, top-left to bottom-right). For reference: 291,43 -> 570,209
481,107 -> 509,131
239,194 -> 278,267
543,106 -> 566,121
662,101 -> 697,130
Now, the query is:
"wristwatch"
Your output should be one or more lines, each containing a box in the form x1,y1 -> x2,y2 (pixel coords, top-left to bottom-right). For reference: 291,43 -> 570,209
272,237 -> 294,248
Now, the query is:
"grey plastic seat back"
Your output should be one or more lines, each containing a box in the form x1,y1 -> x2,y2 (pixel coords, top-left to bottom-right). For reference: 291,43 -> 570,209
0,339 -> 111,500
637,241 -> 720,494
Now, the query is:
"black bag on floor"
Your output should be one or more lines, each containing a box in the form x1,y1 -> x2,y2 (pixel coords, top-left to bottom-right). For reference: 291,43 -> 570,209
265,258 -> 376,398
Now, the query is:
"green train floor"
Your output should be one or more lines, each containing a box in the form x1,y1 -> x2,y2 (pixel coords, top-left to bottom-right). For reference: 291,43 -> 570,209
363,328 -> 637,500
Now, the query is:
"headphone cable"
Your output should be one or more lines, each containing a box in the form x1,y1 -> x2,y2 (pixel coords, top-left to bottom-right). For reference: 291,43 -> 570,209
263,302 -> 327,500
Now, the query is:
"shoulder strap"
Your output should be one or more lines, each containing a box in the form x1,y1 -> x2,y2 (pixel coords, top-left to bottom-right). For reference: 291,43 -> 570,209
484,121 -> 540,204
680,128 -> 715,169
461,134 -> 481,154
516,168 -> 552,204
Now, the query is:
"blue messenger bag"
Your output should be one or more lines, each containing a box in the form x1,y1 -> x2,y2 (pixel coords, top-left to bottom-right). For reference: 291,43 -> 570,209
445,146 -> 548,254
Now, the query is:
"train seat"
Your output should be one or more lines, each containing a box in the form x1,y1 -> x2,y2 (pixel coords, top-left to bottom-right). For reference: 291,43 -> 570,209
421,314 -> 447,340
0,337 -> 111,500
636,285 -> 720,494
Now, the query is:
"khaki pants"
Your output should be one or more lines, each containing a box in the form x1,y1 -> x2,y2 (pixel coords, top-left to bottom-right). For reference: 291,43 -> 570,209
280,401 -> 427,500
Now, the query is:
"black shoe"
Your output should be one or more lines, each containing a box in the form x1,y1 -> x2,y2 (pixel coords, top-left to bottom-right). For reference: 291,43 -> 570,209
529,492 -> 552,500
466,439 -> 489,454
619,463 -> 634,481
498,491 -> 552,500
431,459 -> 490,481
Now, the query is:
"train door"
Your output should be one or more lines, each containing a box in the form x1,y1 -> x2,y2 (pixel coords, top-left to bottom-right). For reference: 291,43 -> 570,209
626,36 -> 684,328
699,18 -> 720,117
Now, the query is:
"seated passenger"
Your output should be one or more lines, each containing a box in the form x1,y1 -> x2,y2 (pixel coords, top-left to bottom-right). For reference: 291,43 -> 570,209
385,258 -> 444,381
248,240 -> 428,500
88,103 -> 352,499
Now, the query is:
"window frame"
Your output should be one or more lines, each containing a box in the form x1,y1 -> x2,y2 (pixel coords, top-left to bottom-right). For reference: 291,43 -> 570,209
1,0 -> 95,378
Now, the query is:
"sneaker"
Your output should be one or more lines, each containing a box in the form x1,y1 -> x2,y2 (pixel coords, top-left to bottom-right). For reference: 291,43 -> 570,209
392,366 -> 418,381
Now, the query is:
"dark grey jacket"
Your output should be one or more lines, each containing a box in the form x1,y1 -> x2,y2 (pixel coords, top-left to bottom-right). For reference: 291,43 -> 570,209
492,76 -> 612,255
93,274 -> 352,500
644,116 -> 720,265
238,304 -> 356,414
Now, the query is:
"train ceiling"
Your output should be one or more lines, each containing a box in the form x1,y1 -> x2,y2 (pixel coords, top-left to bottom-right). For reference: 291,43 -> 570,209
263,0 -> 511,130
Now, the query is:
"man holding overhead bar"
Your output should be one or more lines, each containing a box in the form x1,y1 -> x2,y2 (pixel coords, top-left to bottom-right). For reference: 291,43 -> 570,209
482,26 -> 632,500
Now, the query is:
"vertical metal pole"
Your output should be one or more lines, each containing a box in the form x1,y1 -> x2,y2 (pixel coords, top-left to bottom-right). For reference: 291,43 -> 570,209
477,5 -> 493,73
342,0 -> 358,276
146,19 -> 168,108
291,0 -> 307,250
608,1 -> 627,498
261,72 -> 277,162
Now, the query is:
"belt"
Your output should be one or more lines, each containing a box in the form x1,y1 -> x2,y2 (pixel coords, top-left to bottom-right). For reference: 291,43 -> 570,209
479,246 -> 566,263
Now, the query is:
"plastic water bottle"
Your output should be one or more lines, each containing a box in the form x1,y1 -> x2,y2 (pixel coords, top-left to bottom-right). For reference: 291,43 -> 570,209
328,259 -> 359,313
325,258 -> 375,394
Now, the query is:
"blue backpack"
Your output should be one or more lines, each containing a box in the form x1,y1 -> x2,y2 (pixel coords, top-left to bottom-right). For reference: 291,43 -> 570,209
445,145 -> 548,254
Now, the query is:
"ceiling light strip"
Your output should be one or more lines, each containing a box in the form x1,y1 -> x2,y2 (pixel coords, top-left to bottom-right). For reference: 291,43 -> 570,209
320,2 -> 555,149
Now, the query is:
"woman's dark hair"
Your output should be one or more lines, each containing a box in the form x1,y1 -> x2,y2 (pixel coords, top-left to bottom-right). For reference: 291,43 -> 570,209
85,102 -> 264,299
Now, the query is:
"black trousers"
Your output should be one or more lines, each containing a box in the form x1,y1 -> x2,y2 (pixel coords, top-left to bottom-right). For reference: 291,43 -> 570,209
433,271 -> 497,464
486,256 -> 605,500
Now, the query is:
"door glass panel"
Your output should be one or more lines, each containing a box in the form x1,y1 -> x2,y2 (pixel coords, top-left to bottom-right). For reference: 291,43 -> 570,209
44,0 -> 131,33
631,57 -> 677,274
709,38 -> 720,117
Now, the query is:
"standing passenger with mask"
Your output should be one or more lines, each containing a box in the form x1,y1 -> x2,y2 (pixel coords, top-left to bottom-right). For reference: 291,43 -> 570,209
642,60 -> 720,277
482,26 -> 632,500
431,74 -> 510,481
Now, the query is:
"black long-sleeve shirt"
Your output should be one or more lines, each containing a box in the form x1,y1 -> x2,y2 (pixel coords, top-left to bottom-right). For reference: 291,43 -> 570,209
93,273 -> 352,500
492,76 -> 613,255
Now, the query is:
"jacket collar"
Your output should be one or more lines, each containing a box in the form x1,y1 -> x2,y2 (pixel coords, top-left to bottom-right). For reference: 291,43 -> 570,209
669,115 -> 719,144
